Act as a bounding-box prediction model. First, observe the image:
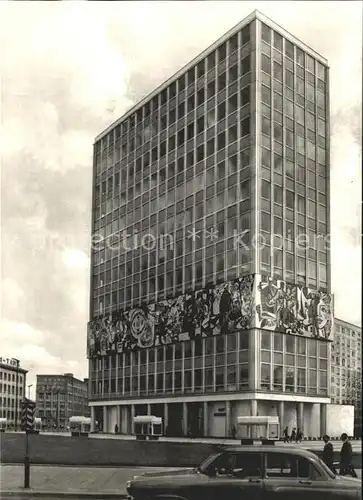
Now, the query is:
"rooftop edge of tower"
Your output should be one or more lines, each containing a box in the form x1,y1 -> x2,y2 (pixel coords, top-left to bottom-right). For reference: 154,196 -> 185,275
95,10 -> 328,144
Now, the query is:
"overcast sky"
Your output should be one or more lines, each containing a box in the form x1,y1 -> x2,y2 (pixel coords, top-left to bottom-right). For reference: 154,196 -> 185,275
0,1 -> 361,394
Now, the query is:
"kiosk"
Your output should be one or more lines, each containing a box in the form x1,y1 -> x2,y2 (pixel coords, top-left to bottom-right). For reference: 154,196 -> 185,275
69,416 -> 91,437
134,415 -> 163,440
237,416 -> 280,444
0,418 -> 7,433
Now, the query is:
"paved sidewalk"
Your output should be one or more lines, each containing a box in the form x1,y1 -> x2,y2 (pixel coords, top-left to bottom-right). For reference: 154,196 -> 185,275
0,465 -> 178,495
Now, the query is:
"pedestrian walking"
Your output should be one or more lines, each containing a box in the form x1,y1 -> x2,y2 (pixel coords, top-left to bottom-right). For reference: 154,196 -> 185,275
290,428 -> 297,443
114,424 -> 119,434
339,433 -> 358,477
296,428 -> 303,443
283,426 -> 289,443
322,435 -> 336,473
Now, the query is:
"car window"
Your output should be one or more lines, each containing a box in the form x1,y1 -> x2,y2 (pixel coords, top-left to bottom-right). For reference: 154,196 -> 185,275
265,453 -> 318,479
212,452 -> 262,479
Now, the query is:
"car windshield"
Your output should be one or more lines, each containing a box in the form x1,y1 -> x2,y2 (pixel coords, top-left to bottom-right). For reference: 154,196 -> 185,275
198,453 -> 224,475
311,457 -> 336,479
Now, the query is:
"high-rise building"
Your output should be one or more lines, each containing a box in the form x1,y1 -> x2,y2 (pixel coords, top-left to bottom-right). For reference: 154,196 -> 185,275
87,10 -> 333,438
36,373 -> 89,429
0,357 -> 27,429
331,318 -> 362,437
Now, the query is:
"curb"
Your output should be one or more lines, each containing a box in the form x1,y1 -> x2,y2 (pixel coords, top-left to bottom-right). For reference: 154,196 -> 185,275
0,492 -> 129,499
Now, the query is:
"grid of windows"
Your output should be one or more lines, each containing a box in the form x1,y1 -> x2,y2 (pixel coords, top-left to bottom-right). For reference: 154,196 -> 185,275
92,24 -> 253,316
91,332 -> 250,398
0,369 -> 26,421
260,331 -> 328,395
259,22 -> 328,291
90,331 -> 330,398
331,320 -> 361,418
36,375 -> 90,426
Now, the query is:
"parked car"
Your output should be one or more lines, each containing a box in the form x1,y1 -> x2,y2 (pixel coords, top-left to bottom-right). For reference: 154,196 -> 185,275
126,445 -> 361,500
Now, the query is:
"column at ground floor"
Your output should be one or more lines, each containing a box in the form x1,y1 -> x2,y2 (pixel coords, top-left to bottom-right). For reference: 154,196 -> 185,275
90,407 -> 95,432
90,399 -> 329,438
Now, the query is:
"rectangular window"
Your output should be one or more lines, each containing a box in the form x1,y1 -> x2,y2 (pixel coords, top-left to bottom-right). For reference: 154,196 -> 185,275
274,185 -> 283,204
262,116 -> 271,136
262,85 -> 271,105
241,85 -> 250,106
241,117 -> 250,136
273,32 -> 282,51
241,24 -> 250,45
307,54 -> 315,74
295,105 -> 305,125
286,190 -> 294,209
285,40 -> 294,59
261,364 -> 271,389
274,92 -> 282,112
273,365 -> 283,388
285,129 -> 294,148
273,62 -> 282,81
261,54 -> 271,74
261,180 -> 271,200
285,99 -> 294,118
241,55 -> 251,75
261,23 -> 271,43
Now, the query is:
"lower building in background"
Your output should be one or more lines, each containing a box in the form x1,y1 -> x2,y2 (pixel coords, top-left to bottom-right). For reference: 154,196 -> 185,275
331,318 -> 362,437
36,373 -> 90,430
0,357 -> 27,429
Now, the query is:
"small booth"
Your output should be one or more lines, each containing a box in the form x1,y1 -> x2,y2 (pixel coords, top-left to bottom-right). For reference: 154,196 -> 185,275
69,416 -> 91,437
237,416 -> 280,445
0,418 -> 7,433
134,415 -> 163,441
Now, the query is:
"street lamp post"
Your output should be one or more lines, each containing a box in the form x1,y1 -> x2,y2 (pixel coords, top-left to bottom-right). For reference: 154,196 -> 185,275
14,358 -> 20,431
55,389 -> 60,431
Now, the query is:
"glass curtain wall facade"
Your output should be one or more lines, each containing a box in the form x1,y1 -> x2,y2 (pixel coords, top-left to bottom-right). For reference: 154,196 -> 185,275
255,20 -> 331,400
90,330 -> 329,399
88,11 -> 332,433
92,24 -> 253,315
256,22 -> 330,290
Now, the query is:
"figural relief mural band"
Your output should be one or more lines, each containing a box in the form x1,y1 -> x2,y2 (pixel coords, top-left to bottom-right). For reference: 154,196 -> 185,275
87,274 -> 333,358
87,275 -> 255,358
255,274 -> 333,340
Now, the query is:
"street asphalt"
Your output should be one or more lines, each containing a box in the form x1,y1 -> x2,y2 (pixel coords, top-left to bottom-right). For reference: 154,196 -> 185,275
1,464 -> 361,496
0,464 -> 361,497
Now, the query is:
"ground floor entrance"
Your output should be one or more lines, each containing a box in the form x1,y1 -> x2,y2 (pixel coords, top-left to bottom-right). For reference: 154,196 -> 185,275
90,395 -> 329,439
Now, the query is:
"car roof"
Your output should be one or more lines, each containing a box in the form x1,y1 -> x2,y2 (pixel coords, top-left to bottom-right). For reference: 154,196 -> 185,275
222,446 -> 318,458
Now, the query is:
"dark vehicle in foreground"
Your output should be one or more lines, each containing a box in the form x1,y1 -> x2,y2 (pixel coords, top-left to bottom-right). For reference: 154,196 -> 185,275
126,445 -> 361,500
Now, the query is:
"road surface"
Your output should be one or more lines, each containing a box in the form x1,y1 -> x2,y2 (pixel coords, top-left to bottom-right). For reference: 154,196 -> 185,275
1,464 -> 361,496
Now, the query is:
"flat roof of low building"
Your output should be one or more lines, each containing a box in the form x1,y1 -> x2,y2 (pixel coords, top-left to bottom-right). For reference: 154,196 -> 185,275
0,362 -> 27,374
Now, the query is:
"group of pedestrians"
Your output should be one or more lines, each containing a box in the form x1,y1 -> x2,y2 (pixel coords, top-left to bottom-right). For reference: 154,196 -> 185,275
323,433 -> 358,478
283,426 -> 303,443
283,426 -> 357,478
